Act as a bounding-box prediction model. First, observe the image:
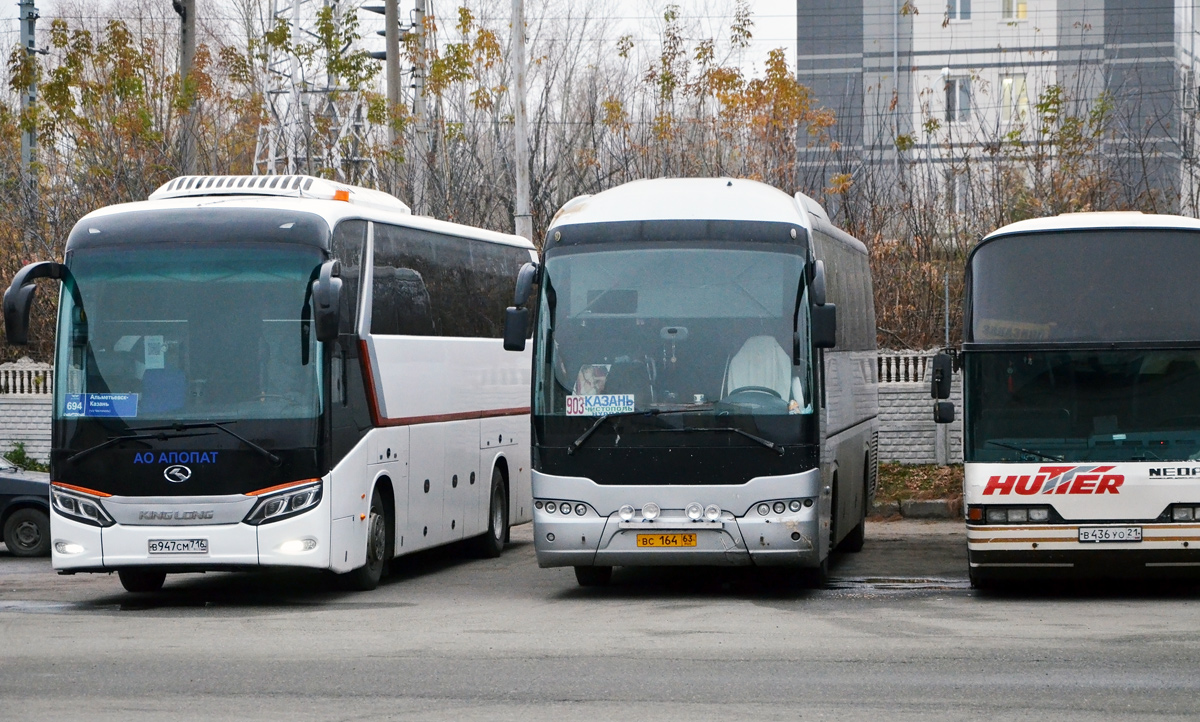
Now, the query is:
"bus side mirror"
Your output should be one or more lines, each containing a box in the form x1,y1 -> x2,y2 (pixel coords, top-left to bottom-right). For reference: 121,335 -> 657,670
313,260 -> 342,343
503,307 -> 529,351
810,260 -> 827,306
4,261 -> 67,346
931,352 -> 953,399
812,303 -> 836,348
934,400 -> 955,424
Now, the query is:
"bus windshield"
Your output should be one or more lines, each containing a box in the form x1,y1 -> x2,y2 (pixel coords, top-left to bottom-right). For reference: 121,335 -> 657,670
54,243 -> 324,424
535,245 -> 812,429
966,349 -> 1200,462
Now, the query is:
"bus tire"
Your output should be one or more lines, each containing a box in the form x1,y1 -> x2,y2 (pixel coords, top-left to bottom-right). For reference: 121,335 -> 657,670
341,487 -> 389,591
472,468 -> 508,558
118,569 -> 166,593
3,507 -> 50,557
574,565 -> 612,587
837,475 -> 868,554
801,557 -> 829,589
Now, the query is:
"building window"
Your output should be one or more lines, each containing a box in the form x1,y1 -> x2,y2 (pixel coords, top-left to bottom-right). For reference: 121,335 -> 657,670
945,77 -> 971,122
1001,74 -> 1029,123
1002,0 -> 1028,20
947,0 -> 971,20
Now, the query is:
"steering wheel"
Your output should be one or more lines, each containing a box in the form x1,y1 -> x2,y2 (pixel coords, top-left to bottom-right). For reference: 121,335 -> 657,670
726,385 -> 783,399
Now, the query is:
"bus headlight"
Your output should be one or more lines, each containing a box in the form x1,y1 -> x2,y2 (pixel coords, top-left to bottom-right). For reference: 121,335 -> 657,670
685,502 -> 703,520
50,486 -> 115,528
619,505 -> 635,521
704,504 -> 721,521
641,502 -> 660,521
244,481 -> 323,525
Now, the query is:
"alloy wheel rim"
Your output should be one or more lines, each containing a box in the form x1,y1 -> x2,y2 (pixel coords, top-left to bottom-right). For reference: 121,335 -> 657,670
14,520 -> 40,548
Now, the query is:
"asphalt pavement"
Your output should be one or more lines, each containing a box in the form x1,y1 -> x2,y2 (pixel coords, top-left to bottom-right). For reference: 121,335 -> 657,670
2,520 -> 1199,721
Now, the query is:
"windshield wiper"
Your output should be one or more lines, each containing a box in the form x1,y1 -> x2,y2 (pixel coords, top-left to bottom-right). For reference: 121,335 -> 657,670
67,431 -> 213,465
986,440 -> 1064,462
568,407 -> 712,455
141,422 -> 281,465
644,426 -> 785,456
68,421 -> 281,466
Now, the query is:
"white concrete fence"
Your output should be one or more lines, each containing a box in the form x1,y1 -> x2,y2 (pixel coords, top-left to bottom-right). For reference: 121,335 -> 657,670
0,353 -> 963,466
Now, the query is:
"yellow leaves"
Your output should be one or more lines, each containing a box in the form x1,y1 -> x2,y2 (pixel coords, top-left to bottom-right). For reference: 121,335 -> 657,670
826,173 -> 853,195
601,96 -> 630,132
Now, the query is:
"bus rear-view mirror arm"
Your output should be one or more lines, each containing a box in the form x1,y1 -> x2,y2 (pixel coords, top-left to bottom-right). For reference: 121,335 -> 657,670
504,261 -> 540,352
810,259 -> 827,306
4,261 -> 68,346
312,260 -> 342,343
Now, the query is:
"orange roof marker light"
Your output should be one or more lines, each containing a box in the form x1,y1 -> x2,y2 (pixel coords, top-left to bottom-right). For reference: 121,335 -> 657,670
147,175 -> 411,215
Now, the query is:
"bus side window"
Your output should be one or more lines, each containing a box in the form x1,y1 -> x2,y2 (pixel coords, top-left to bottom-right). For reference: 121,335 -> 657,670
331,219 -> 366,333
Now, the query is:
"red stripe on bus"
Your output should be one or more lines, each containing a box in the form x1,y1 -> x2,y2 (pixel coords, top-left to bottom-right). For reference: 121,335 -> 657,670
357,338 -> 529,427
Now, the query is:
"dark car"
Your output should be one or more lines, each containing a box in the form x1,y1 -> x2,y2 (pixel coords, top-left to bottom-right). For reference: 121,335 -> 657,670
0,466 -> 51,557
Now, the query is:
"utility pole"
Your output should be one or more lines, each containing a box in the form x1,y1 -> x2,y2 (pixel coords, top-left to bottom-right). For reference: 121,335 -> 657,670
174,0 -> 197,174
412,0 -> 430,215
383,0 -> 402,146
511,0 -> 531,240
18,0 -> 38,184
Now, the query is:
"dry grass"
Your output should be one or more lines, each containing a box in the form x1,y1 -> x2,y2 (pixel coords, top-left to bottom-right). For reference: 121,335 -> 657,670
876,463 -> 963,503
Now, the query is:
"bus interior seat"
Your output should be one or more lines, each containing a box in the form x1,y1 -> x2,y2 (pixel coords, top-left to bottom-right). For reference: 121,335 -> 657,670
602,361 -> 654,404
722,335 -> 791,399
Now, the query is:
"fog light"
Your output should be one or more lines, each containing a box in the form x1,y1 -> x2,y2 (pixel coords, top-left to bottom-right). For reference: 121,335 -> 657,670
1028,508 -> 1050,522
1007,508 -> 1028,523
280,538 -> 317,554
545,502 -> 557,513
55,542 -> 84,555
1174,507 -> 1194,522
789,500 -> 802,512
757,503 -> 771,516
685,502 -> 703,520
641,502 -> 660,521
773,501 -> 786,514
986,508 -> 1007,523
619,505 -> 635,521
575,504 -> 587,516
704,504 -> 721,521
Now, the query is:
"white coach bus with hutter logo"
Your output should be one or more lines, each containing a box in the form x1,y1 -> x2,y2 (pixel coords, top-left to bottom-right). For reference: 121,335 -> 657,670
933,212 -> 1200,586
3,175 -> 534,592
501,178 -> 878,587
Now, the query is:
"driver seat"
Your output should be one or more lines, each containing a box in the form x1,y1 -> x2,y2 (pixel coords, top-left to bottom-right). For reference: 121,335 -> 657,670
722,336 -> 791,400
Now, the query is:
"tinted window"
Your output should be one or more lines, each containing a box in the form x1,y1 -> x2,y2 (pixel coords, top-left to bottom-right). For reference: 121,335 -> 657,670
970,229 -> 1200,343
331,220 -> 366,332
372,223 -> 530,337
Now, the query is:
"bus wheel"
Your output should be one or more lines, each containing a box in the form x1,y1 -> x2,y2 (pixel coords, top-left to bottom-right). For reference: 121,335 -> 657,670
801,557 -> 829,589
3,507 -> 50,557
118,569 -> 166,593
342,488 -> 389,591
837,479 -> 868,554
472,468 -> 508,558
574,565 -> 612,587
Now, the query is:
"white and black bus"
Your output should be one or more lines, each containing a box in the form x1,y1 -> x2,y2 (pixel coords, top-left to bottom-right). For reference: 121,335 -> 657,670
504,178 -> 878,586
935,212 -> 1200,585
3,175 -> 534,592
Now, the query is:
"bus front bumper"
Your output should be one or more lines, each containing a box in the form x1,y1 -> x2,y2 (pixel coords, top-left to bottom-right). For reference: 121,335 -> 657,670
532,469 -> 824,568
967,523 -> 1200,578
51,499 -> 331,573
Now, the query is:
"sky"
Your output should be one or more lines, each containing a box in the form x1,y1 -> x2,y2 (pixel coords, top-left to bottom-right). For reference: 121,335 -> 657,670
0,0 -> 799,78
